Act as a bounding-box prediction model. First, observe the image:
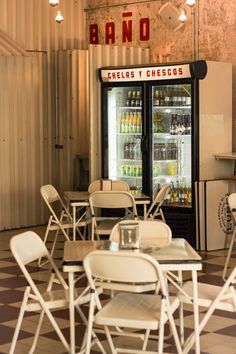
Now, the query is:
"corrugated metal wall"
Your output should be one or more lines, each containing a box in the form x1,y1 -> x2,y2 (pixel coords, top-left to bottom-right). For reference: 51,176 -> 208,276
89,44 -> 150,182
0,0 -> 88,229
56,50 -> 89,193
0,53 -> 50,230
0,0 -> 87,51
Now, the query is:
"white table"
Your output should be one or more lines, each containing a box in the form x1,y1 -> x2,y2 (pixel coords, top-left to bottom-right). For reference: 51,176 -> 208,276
63,238 -> 202,354
64,190 -> 150,240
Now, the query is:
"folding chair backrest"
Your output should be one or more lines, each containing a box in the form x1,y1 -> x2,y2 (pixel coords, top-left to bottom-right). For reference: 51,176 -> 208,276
10,231 -> 67,291
10,231 -> 48,266
110,220 -> 172,247
40,184 -> 70,220
41,184 -> 60,204
147,184 -> 171,219
84,250 -> 167,294
89,190 -> 137,215
154,184 -> 172,204
228,193 -> 236,221
88,179 -> 130,193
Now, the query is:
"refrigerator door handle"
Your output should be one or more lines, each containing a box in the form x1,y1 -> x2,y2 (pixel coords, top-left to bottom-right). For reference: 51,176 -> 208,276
141,136 -> 148,153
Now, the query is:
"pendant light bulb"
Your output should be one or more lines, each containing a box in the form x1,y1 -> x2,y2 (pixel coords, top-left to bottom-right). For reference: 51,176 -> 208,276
179,9 -> 187,22
186,0 -> 196,6
55,10 -> 64,23
49,0 -> 59,7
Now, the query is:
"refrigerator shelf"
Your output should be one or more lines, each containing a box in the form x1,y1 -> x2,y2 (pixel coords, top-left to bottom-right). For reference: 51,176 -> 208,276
153,133 -> 191,137
120,158 -> 142,162
164,202 -> 192,208
117,133 -> 142,136
153,159 -> 178,162
153,175 -> 180,179
153,105 -> 191,110
118,176 -> 142,179
115,106 -> 142,110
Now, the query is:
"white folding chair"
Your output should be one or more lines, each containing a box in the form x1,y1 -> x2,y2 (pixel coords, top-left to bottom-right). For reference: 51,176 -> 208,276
110,219 -> 172,248
9,231 -> 103,354
223,193 -> 236,280
84,250 -> 182,354
88,179 -> 130,193
146,184 -> 171,222
40,184 -> 86,267
89,190 -> 138,240
178,265 -> 236,353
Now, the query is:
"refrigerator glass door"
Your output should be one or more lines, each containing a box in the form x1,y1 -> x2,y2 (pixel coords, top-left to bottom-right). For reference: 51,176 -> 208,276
106,86 -> 143,192
151,83 -> 192,207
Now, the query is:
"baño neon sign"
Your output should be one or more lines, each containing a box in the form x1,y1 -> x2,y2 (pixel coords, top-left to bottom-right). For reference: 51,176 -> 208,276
89,12 -> 150,45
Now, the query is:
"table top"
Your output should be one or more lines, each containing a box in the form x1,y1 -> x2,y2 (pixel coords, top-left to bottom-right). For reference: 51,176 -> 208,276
215,152 -> 236,160
63,238 -> 202,272
64,190 -> 150,205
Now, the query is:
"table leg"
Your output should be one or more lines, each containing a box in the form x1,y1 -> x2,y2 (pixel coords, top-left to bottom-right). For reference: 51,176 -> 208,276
178,270 -> 185,346
143,204 -> 147,220
68,271 -> 75,354
183,270 -> 200,354
73,206 -> 76,241
192,270 -> 200,354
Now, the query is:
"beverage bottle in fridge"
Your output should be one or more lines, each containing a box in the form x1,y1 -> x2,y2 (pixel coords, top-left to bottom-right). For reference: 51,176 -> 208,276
173,182 -> 179,203
176,86 -> 182,106
120,165 -> 125,176
136,91 -> 141,107
187,115 -> 191,135
131,91 -> 136,107
170,115 -> 174,135
126,91 -> 132,106
183,182 -> 188,204
187,184 -> 192,204
164,87 -> 171,106
126,165 -> 131,176
128,112 -> 133,133
134,142 -> 139,160
132,111 -> 137,133
179,182 -> 185,204
129,138 -> 135,160
129,165 -> 134,176
124,138 -> 130,159
154,90 -> 160,106
120,112 -> 126,133
139,92 -> 142,107
159,90 -> 165,106
137,113 -> 142,133
124,112 -> 129,133
186,95 -> 191,106
170,183 -> 174,204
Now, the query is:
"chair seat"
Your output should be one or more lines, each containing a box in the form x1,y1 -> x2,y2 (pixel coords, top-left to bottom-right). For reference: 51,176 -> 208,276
96,219 -> 120,234
180,281 -> 236,312
95,292 -> 180,330
27,289 -> 70,311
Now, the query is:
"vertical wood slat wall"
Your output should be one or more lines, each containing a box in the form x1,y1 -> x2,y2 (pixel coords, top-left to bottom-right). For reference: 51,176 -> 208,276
56,50 -> 89,193
89,44 -> 150,182
0,53 -> 50,230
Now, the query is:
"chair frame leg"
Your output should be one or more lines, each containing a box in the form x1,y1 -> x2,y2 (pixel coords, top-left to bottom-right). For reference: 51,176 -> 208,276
38,217 -> 52,267
223,228 -> 236,280
9,287 -> 30,354
28,310 -> 45,354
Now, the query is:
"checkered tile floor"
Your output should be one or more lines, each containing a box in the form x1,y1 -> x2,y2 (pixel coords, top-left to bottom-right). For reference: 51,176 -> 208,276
0,225 -> 236,354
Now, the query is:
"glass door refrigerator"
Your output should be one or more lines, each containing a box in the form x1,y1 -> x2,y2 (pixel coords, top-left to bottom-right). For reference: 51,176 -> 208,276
99,60 -> 232,248
101,83 -> 145,195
